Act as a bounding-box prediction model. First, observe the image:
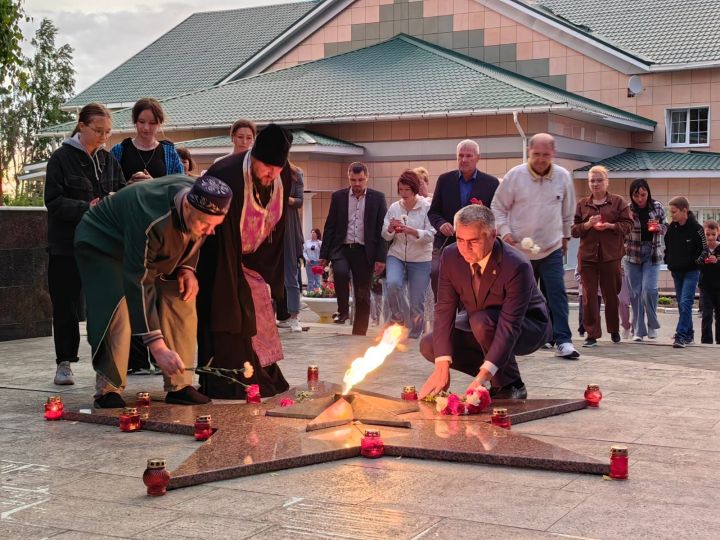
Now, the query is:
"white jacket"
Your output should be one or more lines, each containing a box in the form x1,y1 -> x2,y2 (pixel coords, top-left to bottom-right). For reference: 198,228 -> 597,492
381,196 -> 435,262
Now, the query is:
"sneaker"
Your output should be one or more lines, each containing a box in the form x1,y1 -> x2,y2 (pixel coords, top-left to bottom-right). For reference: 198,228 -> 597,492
555,342 -> 580,359
289,319 -> 302,332
165,386 -> 211,405
276,319 -> 292,328
54,361 -> 75,385
621,328 -> 632,340
583,338 -> 597,347
541,342 -> 553,350
685,338 -> 695,346
632,335 -> 644,342
94,392 -> 126,409
611,332 -> 621,343
673,338 -> 685,348
648,328 -> 658,340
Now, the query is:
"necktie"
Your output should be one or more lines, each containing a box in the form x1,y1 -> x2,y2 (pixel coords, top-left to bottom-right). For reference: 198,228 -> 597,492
472,263 -> 482,301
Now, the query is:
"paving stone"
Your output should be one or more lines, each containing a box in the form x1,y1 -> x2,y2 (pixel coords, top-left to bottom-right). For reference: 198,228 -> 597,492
134,514 -> 271,539
0,521 -> 63,539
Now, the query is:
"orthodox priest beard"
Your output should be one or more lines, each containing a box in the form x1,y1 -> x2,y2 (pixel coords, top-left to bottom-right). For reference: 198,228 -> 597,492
251,172 -> 273,207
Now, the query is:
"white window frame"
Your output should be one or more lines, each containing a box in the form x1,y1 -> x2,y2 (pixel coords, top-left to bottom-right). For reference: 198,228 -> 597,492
666,106 -> 710,148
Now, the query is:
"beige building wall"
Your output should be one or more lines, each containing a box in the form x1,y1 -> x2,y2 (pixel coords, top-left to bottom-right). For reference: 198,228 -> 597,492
266,0 -> 720,152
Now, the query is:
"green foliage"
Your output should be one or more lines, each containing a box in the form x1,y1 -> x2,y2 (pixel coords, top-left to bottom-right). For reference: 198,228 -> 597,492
0,0 -> 30,93
0,16 -> 75,203
658,296 -> 672,305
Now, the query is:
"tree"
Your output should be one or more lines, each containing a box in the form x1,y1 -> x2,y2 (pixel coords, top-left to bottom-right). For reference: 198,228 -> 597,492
0,16 -> 75,205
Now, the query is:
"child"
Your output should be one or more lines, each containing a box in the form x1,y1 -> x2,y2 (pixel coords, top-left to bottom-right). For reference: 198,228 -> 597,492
664,196 -> 707,348
700,220 -> 720,344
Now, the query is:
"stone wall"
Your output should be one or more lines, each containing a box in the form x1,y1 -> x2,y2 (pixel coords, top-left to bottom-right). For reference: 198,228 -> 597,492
0,208 -> 52,341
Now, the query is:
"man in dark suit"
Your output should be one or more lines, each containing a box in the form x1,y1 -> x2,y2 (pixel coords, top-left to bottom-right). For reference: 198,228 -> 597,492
320,162 -> 388,336
418,205 -> 552,400
428,139 -> 499,297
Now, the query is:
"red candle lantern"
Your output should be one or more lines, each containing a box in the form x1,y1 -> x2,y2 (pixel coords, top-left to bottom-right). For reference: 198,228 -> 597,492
706,257 -> 715,264
194,414 -> 212,441
143,458 -> 171,496
119,407 -> 141,432
584,384 -> 603,407
360,429 -> 384,458
401,385 -> 418,401
609,445 -> 629,480
490,407 -> 511,429
647,220 -> 660,233
136,392 -> 151,407
44,396 -> 64,421
246,384 -> 261,404
307,365 -> 319,383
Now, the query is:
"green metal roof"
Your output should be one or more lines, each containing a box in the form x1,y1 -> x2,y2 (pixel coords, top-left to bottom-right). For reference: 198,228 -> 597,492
45,35 -> 655,136
177,130 -> 362,150
529,0 -> 720,65
63,1 -> 319,109
576,150 -> 720,172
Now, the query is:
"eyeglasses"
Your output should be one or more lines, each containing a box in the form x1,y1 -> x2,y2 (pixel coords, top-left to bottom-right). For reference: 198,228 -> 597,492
83,124 -> 111,137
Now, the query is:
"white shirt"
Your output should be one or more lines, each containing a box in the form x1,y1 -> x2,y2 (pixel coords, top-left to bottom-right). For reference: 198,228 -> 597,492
303,239 -> 322,261
381,196 -> 435,262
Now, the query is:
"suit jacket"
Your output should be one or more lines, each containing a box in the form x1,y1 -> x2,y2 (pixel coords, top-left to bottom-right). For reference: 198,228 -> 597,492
428,170 -> 499,249
434,239 -> 549,371
320,187 -> 388,265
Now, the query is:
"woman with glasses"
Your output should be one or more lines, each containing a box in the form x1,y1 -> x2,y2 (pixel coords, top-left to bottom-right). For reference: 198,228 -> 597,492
44,102 -> 126,386
110,97 -> 184,373
381,169 -> 435,338
571,165 -> 634,347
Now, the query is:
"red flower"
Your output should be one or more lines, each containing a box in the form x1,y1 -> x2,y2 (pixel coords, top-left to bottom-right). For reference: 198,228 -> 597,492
246,384 -> 260,398
465,387 -> 492,414
442,393 -> 466,416
279,397 -> 295,407
311,265 -> 324,275
469,198 -> 483,206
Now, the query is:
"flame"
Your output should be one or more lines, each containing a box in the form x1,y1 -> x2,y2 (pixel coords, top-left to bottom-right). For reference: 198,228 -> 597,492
341,324 -> 406,394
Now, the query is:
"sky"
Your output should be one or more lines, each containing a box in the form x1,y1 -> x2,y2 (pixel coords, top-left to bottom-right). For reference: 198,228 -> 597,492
22,0 -> 302,95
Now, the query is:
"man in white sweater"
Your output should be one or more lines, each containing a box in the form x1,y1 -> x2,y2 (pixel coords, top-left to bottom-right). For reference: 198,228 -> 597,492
491,133 -> 580,360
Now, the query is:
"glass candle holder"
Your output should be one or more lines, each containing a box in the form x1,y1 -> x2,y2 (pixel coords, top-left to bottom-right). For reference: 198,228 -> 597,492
584,384 -> 603,407
401,385 -> 418,401
246,384 -> 261,404
136,392 -> 151,407
705,257 -> 715,264
360,429 -> 384,458
44,396 -> 64,421
647,221 -> 660,233
143,458 -> 171,496
194,415 -> 212,441
490,407 -> 511,429
307,365 -> 319,382
610,445 -> 629,480
119,407 -> 141,432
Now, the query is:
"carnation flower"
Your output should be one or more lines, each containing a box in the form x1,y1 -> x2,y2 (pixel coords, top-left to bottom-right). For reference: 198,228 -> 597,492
435,396 -> 449,413
521,237 -> 534,250
246,384 -> 260,399
279,398 -> 294,407
469,198 -> 483,205
444,394 -> 466,416
311,265 -> 324,275
530,245 -> 541,255
465,387 -> 492,414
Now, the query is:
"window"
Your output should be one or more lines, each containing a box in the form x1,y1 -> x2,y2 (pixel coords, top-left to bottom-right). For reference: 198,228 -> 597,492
666,107 -> 709,147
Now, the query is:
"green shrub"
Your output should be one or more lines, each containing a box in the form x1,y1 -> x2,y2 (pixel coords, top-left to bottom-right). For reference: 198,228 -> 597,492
658,296 -> 672,305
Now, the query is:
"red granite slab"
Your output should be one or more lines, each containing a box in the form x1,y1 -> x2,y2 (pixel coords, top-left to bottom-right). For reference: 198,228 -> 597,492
61,382 -> 609,490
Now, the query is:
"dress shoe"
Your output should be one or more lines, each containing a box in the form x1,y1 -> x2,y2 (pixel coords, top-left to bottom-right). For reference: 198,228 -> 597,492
94,392 -> 126,409
334,314 -> 349,324
611,332 -> 621,343
165,386 -> 211,405
489,382 -> 527,400
583,338 -> 597,347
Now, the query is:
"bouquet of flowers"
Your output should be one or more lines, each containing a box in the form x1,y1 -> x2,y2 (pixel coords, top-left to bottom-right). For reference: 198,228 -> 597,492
432,387 -> 492,416
304,264 -> 336,298
520,237 -> 541,255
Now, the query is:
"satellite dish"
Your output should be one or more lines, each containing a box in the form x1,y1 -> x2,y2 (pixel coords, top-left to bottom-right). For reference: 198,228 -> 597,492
627,75 -> 644,97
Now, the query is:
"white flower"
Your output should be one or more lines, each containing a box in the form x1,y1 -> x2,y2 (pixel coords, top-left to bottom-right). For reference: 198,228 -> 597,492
435,396 -> 448,413
465,392 -> 481,407
521,237 -> 534,250
243,361 -> 254,379
530,245 -> 541,255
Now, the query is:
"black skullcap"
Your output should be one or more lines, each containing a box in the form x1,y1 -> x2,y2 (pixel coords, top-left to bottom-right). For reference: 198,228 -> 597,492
187,175 -> 233,215
251,123 -> 293,167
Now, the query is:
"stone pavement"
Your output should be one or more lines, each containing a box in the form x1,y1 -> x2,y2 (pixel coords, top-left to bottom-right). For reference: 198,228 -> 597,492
1,309 -> 720,539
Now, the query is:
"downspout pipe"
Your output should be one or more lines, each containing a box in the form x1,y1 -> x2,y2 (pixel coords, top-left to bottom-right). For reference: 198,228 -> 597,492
513,111 -> 527,163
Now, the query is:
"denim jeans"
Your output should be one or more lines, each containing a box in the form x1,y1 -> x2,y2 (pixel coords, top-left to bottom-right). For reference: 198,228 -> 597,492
530,248 -> 572,344
305,259 -> 321,291
671,270 -> 700,341
624,243 -> 661,338
284,254 -> 301,315
385,256 -> 431,337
